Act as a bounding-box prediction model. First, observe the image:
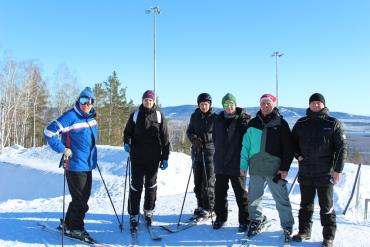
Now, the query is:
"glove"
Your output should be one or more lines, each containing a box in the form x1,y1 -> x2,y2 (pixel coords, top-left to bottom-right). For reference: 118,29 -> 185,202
64,148 -> 72,160
124,143 -> 131,153
160,160 -> 168,170
191,137 -> 203,151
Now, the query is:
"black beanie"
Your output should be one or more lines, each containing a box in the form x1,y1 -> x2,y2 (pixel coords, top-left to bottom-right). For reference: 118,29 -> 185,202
309,93 -> 325,105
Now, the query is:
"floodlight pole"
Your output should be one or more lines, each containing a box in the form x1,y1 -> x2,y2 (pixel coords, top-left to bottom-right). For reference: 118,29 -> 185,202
146,6 -> 160,103
271,51 -> 284,107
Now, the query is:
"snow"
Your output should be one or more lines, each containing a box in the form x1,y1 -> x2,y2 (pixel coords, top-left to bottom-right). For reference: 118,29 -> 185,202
1,145 -> 370,246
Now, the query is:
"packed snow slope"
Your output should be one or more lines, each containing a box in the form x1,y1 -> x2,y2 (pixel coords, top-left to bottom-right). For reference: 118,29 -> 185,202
1,145 -> 370,246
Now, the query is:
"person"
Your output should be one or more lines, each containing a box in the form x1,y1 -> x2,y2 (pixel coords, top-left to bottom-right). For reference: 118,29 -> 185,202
212,93 -> 250,232
44,87 -> 98,241
186,93 -> 216,221
291,93 -> 346,247
240,93 -> 294,238
123,90 -> 170,230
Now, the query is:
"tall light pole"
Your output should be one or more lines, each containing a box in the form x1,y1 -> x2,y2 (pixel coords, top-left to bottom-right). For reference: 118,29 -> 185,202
146,6 -> 160,103
271,51 -> 284,107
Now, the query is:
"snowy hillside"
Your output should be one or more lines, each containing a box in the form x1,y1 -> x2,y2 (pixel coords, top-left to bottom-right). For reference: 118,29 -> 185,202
1,145 -> 370,246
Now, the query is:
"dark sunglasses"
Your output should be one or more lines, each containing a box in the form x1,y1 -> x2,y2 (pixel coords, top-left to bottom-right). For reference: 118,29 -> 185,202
223,102 -> 235,107
79,97 -> 94,105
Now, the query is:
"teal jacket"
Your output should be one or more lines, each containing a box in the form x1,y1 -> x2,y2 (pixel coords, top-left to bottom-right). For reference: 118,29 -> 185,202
240,109 -> 294,176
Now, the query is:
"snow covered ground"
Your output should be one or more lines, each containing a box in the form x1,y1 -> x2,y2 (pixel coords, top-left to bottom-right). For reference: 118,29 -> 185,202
0,145 -> 370,246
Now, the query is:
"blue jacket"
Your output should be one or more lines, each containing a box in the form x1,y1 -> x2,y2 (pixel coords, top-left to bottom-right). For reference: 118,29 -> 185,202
44,102 -> 98,172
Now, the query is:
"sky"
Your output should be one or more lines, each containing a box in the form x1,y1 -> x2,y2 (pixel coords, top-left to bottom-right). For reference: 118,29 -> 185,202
0,0 -> 369,115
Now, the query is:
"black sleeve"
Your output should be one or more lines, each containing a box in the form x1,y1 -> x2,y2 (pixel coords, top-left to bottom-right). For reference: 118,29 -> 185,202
333,120 -> 347,173
291,121 -> 302,159
280,120 -> 294,171
123,112 -> 135,144
159,112 -> 170,161
186,113 -> 197,142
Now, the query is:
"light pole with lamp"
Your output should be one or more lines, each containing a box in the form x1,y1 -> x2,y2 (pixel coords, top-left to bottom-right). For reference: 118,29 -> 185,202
145,6 -> 160,103
271,51 -> 284,107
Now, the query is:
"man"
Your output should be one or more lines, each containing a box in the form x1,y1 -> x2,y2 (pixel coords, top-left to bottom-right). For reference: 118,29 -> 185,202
186,93 -> 216,221
240,93 -> 294,239
291,93 -> 346,247
44,87 -> 98,242
123,90 -> 170,230
212,93 -> 250,232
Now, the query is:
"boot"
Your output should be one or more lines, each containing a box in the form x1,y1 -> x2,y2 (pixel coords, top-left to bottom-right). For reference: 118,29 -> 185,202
130,215 -> 139,231
212,219 -> 225,229
192,207 -> 203,219
144,210 -> 153,226
238,223 -> 249,232
67,229 -> 94,243
321,239 -> 333,247
292,231 -> 312,242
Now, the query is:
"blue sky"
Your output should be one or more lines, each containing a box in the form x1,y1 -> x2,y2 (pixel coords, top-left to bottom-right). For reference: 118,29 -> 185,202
1,0 -> 369,115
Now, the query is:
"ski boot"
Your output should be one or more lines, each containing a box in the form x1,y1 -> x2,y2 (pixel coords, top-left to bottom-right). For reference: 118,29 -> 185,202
283,227 -> 292,242
130,215 -> 139,231
292,231 -> 311,242
67,229 -> 95,244
247,216 -> 267,237
321,239 -> 333,247
144,210 -> 153,226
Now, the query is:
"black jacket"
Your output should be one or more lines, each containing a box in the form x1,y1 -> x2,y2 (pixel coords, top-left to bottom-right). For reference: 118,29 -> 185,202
247,109 -> 294,171
123,105 -> 170,163
186,108 -> 215,160
292,107 -> 347,180
213,107 -> 250,176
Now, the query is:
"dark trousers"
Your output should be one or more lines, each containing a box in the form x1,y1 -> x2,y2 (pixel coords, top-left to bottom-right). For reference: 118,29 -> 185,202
193,151 -> 215,211
298,184 -> 336,240
214,174 -> 249,224
128,160 -> 159,215
65,171 -> 92,231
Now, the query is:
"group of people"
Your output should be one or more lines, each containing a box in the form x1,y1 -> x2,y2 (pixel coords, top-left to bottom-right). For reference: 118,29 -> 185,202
44,87 -> 346,247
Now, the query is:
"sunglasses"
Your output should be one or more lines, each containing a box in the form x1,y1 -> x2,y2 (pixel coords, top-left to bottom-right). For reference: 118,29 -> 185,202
79,97 -> 94,105
223,102 -> 235,107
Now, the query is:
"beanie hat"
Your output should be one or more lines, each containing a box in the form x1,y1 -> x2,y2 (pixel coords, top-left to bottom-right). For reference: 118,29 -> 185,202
142,90 -> 155,100
260,93 -> 277,105
79,87 -> 95,100
309,93 -> 325,105
197,93 -> 212,105
222,93 -> 237,106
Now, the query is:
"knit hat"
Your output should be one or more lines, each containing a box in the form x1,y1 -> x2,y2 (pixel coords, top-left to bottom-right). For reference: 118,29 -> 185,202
142,90 -> 155,100
79,87 -> 95,100
222,93 -> 237,106
260,94 -> 276,105
309,93 -> 325,105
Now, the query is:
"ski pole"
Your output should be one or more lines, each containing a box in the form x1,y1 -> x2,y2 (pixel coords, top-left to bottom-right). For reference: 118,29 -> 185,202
120,156 -> 130,232
96,163 -> 122,229
201,148 -> 214,224
60,155 -> 66,247
177,164 -> 193,227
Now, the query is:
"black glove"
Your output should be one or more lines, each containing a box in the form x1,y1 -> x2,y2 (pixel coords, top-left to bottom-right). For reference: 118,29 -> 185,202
192,137 -> 203,151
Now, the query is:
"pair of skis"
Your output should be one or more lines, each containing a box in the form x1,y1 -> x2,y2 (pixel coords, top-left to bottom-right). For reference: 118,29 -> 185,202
231,219 -> 292,247
37,222 -> 109,246
128,214 -> 162,246
160,214 -> 210,233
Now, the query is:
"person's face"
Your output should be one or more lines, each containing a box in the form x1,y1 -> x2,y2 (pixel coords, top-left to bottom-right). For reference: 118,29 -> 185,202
143,98 -> 154,109
309,101 -> 325,112
78,97 -> 94,114
199,101 -> 211,113
260,99 -> 274,116
223,100 -> 236,114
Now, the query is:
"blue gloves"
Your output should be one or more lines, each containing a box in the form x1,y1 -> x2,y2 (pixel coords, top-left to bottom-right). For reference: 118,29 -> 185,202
124,143 -> 131,153
160,160 -> 168,170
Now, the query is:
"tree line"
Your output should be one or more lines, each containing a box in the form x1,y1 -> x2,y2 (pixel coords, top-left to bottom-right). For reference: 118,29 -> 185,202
0,57 -> 138,153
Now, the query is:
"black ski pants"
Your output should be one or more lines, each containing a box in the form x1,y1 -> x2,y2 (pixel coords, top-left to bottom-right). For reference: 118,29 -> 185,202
128,160 -> 159,215
214,174 -> 249,224
298,184 -> 336,240
192,150 -> 215,211
65,171 -> 92,231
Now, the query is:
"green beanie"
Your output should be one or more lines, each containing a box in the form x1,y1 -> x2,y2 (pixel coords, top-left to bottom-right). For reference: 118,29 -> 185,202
222,93 -> 237,106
